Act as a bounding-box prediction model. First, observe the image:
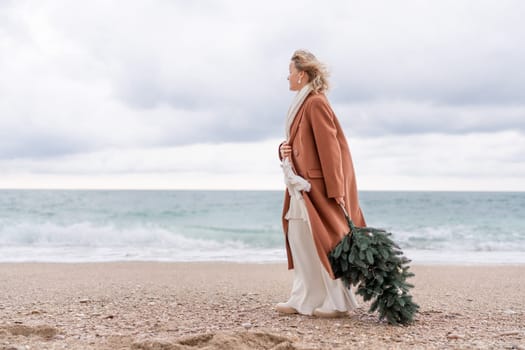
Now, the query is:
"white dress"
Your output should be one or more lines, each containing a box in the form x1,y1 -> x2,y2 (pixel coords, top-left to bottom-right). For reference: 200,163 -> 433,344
281,195 -> 358,315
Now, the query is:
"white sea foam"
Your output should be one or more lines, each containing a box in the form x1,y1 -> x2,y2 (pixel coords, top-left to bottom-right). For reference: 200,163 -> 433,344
0,246 -> 287,263
1,221 -> 230,248
405,250 -> 525,265
0,221 -> 523,264
0,221 -> 286,263
392,225 -> 525,252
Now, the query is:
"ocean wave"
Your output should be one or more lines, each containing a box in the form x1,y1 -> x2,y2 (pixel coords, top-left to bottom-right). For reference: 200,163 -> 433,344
0,221 -> 523,264
0,221 -> 286,262
0,221 -> 256,249
1,190 -> 524,263
390,225 -> 525,252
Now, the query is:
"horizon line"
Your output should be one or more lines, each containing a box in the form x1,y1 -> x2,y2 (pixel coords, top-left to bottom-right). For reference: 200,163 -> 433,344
1,188 -> 523,193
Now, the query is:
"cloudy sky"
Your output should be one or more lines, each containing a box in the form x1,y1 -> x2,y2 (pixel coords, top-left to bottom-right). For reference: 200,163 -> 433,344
1,0 -> 524,191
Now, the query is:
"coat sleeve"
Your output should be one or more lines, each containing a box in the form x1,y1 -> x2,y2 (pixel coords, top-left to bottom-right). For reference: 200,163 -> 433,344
308,98 -> 344,199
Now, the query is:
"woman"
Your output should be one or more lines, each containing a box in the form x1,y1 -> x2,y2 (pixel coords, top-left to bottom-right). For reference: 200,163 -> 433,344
277,50 -> 367,318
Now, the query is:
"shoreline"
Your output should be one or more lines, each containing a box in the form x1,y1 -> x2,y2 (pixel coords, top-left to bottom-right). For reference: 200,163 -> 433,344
1,262 -> 524,349
1,256 -> 525,266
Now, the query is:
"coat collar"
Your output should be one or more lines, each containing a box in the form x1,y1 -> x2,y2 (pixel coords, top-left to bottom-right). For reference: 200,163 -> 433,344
288,93 -> 312,144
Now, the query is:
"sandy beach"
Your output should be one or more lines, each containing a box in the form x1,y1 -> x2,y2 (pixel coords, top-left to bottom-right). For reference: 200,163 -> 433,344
0,262 -> 523,349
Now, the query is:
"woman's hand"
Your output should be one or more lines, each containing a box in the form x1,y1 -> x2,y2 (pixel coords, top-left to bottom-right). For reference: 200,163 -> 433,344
280,142 -> 292,159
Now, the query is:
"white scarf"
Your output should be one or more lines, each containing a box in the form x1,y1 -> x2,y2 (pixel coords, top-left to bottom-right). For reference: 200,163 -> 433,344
285,84 -> 313,140
282,84 -> 313,200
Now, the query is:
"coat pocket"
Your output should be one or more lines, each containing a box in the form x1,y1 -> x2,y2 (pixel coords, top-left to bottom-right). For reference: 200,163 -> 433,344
307,169 -> 324,179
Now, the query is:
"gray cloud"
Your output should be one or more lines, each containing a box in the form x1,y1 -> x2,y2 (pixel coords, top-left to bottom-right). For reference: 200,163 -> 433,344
1,0 -> 524,162
0,130 -> 88,159
334,101 -> 525,137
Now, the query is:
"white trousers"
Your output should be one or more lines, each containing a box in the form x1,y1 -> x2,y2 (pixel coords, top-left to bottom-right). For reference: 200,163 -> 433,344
283,198 -> 358,315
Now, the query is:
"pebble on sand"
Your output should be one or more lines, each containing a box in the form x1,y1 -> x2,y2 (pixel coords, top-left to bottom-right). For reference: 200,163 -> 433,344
447,333 -> 465,340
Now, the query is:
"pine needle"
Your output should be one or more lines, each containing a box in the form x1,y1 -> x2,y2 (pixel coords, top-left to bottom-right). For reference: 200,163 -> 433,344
329,216 -> 419,325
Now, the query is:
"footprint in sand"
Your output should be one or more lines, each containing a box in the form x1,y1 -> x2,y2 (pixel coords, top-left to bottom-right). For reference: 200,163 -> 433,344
4,324 -> 59,340
131,331 -> 296,350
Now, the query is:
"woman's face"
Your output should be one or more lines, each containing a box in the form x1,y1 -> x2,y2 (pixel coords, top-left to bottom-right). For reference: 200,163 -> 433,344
288,61 -> 304,91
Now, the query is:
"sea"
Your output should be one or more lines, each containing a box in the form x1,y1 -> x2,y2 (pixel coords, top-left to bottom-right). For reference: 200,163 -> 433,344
0,190 -> 524,264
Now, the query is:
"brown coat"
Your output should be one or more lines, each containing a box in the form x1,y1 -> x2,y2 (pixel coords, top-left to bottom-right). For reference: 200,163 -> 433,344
280,92 -> 366,278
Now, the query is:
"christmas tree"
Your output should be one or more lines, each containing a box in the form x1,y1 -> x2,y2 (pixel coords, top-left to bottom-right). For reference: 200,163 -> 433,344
329,211 -> 419,325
